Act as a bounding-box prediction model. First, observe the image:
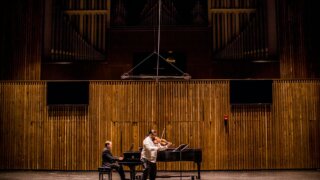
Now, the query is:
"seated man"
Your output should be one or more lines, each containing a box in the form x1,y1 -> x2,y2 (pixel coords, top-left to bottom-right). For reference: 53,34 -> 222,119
102,140 -> 126,180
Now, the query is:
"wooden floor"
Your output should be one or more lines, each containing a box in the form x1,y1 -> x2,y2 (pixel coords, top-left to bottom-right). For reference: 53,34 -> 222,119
0,170 -> 320,180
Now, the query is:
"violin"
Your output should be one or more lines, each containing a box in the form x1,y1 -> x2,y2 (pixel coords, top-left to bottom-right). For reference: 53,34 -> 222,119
153,136 -> 172,146
153,127 -> 173,146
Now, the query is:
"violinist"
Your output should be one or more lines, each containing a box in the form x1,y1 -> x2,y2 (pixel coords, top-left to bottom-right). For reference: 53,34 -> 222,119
140,129 -> 172,180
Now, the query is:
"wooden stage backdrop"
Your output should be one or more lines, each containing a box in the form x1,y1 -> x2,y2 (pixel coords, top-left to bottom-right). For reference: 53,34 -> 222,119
0,80 -> 319,170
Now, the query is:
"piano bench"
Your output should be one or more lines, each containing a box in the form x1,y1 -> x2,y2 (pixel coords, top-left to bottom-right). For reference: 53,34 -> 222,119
98,167 -> 113,180
135,175 -> 142,180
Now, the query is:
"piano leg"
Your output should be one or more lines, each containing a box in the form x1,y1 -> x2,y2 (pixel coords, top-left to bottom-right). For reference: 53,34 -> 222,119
197,162 -> 201,179
128,165 -> 136,180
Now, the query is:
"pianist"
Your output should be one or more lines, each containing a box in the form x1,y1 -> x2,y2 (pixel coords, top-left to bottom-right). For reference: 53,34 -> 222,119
102,140 -> 126,180
141,129 -> 172,180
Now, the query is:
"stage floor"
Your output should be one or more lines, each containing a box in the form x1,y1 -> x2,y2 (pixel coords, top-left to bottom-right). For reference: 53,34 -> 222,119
0,170 -> 320,180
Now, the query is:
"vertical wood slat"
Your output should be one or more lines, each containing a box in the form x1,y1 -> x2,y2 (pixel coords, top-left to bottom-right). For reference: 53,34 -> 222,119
279,0 -> 308,78
0,80 -> 319,170
0,0 -> 42,80
230,104 -> 271,169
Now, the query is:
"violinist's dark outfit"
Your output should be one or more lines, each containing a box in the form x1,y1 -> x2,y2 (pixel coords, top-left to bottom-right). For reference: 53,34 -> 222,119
102,147 -> 126,180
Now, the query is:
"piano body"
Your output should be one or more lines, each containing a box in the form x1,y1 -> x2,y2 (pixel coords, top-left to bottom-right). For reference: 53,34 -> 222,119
121,148 -> 202,179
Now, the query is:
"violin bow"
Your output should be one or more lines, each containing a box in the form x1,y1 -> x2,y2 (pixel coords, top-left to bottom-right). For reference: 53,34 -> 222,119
160,127 -> 165,140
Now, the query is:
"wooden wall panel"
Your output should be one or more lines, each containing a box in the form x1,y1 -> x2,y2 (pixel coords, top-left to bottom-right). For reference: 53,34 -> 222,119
155,81 -> 229,170
229,105 -> 271,169
0,0 -> 43,80
272,80 -> 320,168
0,80 -> 319,170
46,106 -> 90,170
0,82 -> 46,169
278,0 -> 308,78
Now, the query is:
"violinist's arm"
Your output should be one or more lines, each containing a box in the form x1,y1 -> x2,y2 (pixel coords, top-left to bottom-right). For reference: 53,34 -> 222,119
145,140 -> 159,151
157,142 -> 171,151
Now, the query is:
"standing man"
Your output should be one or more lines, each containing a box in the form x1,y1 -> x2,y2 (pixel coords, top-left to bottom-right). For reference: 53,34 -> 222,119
140,129 -> 172,180
102,140 -> 126,180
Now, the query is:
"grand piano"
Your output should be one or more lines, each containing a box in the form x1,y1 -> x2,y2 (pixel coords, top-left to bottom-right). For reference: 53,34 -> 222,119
120,145 -> 202,180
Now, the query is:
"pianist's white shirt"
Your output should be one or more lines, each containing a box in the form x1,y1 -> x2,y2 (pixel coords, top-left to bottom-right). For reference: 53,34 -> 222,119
141,136 -> 168,163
